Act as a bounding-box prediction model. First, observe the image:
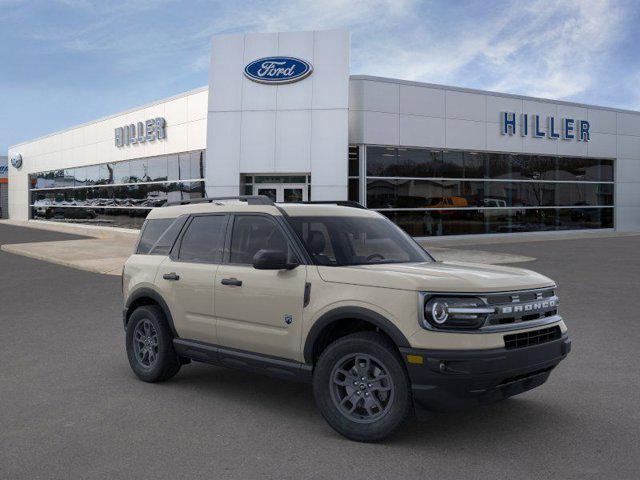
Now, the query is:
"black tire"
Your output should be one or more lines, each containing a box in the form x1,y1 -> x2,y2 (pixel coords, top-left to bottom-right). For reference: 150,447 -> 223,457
313,331 -> 412,442
126,305 -> 181,383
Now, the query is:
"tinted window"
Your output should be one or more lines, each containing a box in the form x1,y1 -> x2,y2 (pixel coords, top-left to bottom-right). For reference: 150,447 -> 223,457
149,216 -> 188,255
229,216 -> 290,264
178,215 -> 227,263
137,218 -> 174,254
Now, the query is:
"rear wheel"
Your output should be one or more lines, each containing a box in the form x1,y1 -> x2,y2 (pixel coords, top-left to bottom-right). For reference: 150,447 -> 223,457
313,331 -> 412,442
126,305 -> 181,382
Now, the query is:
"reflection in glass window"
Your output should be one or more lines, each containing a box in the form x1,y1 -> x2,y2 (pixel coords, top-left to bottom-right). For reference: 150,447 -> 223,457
74,167 -> 87,187
381,207 -> 613,237
178,151 -> 204,180
397,148 -> 442,177
143,183 -> 168,207
97,164 -> 111,185
130,159 -> 148,183
441,151 -> 463,177
112,161 -> 130,184
364,146 -> 615,237
366,147 -> 397,177
167,154 -> 180,181
85,165 -> 100,185
148,156 -> 168,182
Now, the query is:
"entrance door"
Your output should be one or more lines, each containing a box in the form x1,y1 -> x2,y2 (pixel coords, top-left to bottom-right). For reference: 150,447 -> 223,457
255,183 -> 308,203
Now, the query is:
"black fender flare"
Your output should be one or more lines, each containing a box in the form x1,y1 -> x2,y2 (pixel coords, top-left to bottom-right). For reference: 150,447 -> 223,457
303,306 -> 410,363
124,287 -> 178,337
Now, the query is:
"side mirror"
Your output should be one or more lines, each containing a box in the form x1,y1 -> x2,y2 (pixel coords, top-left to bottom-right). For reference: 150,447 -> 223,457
252,249 -> 299,270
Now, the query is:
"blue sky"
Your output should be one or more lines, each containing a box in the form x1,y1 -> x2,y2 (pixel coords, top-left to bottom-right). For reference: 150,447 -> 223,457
2,0 -> 639,153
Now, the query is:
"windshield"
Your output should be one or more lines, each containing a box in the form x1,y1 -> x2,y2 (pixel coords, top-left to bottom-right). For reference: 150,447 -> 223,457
287,215 -> 434,266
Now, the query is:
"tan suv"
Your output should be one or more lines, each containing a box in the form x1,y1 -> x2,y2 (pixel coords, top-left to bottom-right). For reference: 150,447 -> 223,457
122,196 -> 571,442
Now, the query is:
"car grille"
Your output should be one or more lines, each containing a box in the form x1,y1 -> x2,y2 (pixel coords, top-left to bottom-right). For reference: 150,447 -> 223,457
504,326 -> 562,350
484,288 -> 558,327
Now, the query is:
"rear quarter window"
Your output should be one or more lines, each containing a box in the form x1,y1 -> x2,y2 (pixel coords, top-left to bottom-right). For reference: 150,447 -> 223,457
136,218 -> 174,254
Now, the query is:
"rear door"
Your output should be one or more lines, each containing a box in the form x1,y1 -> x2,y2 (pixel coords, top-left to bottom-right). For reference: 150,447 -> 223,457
214,214 -> 307,360
156,214 -> 229,344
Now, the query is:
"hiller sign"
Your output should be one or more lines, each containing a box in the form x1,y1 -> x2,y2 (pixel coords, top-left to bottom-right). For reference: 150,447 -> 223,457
115,117 -> 166,147
500,112 -> 590,142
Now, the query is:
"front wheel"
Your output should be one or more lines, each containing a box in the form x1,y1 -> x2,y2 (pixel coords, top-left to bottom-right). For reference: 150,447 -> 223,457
126,305 -> 181,382
313,332 -> 412,442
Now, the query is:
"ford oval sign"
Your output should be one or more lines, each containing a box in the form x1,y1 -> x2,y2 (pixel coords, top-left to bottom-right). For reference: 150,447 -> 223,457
10,153 -> 23,169
244,57 -> 313,85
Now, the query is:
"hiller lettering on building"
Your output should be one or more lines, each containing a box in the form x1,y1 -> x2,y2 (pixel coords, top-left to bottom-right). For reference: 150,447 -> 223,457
500,112 -> 590,141
115,117 -> 166,147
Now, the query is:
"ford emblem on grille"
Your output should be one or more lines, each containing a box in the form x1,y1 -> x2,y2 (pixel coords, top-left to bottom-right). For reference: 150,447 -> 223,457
244,56 -> 313,84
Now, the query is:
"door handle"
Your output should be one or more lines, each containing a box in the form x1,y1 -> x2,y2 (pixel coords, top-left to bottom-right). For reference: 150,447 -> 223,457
163,272 -> 180,281
221,278 -> 242,287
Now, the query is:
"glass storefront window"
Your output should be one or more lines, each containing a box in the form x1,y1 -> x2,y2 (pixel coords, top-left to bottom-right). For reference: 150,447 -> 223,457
96,163 -> 111,185
112,161 -> 130,184
148,156 -> 168,182
381,207 -> 613,237
29,150 -> 206,229
366,146 -> 615,237
130,158 -> 148,183
367,179 -> 614,210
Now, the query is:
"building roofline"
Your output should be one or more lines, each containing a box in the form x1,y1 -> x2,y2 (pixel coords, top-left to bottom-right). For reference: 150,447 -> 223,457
8,85 -> 209,150
350,75 -> 640,116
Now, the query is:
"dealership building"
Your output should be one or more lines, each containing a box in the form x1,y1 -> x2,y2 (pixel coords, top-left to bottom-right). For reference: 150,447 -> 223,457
7,29 -> 640,236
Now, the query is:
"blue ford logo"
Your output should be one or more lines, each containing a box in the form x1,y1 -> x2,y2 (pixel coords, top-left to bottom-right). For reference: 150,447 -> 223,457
244,56 -> 313,84
10,153 -> 23,169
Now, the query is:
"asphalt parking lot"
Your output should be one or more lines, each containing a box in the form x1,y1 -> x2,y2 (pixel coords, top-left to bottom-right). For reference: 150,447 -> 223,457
1,223 -> 638,480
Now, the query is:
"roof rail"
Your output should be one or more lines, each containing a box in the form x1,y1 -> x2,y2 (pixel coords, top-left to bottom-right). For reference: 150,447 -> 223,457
287,200 -> 367,209
165,195 -> 275,207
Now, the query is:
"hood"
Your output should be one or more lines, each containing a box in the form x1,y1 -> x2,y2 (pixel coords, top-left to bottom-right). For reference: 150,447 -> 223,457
317,261 -> 554,293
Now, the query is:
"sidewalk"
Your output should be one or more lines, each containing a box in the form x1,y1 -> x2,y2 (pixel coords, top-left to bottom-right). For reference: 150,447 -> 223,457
0,220 -> 137,276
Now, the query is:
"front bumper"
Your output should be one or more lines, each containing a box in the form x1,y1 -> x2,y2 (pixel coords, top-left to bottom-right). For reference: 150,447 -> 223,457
400,334 -> 571,412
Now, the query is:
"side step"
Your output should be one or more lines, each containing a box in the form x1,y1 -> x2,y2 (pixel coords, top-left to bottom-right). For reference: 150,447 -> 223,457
173,338 -> 313,383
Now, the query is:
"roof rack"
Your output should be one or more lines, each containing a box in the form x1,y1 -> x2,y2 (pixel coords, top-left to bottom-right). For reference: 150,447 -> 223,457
286,200 -> 367,209
165,195 -> 275,207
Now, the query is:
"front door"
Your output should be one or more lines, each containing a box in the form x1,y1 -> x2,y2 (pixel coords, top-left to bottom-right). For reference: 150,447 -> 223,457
214,214 -> 307,360
255,183 -> 308,203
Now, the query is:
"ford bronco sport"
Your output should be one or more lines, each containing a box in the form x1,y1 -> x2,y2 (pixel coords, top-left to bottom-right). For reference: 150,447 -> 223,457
122,196 -> 570,442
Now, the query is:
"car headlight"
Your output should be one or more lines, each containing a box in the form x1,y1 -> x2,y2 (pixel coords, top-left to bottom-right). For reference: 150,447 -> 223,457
422,296 -> 495,330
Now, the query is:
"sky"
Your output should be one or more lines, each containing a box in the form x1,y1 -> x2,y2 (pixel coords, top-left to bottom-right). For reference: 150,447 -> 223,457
1,0 -> 639,153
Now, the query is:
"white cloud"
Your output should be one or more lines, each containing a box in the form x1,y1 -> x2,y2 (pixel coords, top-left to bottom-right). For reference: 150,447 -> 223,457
344,0 -> 625,101
7,0 -> 634,105
483,0 -> 623,99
